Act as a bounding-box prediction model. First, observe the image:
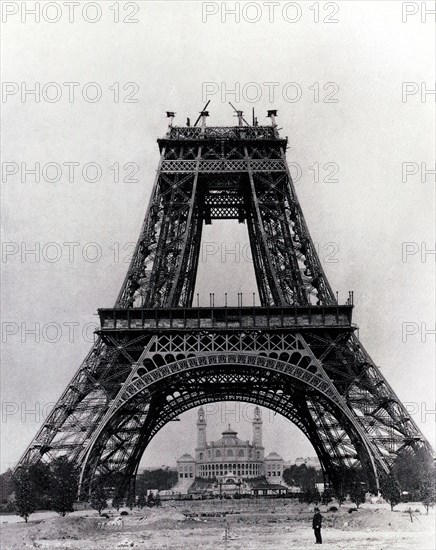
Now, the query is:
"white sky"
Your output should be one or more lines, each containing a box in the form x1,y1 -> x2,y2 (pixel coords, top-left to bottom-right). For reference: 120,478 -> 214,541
1,1 -> 435,471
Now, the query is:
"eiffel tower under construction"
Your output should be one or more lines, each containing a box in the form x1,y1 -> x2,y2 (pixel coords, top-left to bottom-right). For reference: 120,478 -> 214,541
17,105 -> 432,498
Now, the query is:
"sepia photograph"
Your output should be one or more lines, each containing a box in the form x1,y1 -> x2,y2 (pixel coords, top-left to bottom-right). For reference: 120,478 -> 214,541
1,1 -> 435,549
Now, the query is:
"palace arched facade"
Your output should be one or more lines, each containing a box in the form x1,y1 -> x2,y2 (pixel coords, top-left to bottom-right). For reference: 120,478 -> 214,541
177,406 -> 284,482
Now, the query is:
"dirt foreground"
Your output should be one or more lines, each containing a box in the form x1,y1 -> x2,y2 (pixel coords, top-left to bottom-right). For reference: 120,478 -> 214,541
1,501 -> 434,550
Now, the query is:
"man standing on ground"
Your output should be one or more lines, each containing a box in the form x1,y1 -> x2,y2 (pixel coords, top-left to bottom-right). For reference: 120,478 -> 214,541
312,507 -> 323,544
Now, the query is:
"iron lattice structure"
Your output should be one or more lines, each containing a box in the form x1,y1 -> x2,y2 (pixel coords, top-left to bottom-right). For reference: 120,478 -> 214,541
17,111 -> 431,497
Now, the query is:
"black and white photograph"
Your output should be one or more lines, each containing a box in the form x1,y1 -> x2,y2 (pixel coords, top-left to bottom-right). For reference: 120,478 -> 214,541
1,1 -> 435,549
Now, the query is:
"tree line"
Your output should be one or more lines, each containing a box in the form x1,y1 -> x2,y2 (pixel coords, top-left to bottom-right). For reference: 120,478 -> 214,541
282,449 -> 435,512
0,461 -> 176,522
1,449 -> 434,522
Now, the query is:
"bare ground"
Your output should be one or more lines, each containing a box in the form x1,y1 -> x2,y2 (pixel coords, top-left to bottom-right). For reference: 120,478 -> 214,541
1,501 -> 434,550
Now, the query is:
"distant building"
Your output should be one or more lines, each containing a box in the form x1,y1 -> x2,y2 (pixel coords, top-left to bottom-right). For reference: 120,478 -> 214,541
176,407 -> 284,485
176,454 -> 195,479
139,465 -> 174,473
292,456 -> 321,469
264,452 -> 285,480
249,478 -> 288,497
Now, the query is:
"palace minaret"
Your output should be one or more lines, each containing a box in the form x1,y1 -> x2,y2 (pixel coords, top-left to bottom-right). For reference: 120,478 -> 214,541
252,406 -> 263,447
197,406 -> 207,448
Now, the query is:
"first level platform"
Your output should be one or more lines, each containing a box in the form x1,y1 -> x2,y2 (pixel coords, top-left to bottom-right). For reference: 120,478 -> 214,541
98,305 -> 354,333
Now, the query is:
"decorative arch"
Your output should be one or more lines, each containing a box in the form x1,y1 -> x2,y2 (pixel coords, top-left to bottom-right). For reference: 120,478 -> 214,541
78,352 -> 384,497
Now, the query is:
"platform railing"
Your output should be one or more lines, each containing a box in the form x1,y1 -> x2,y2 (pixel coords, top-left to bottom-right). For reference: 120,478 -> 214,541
166,126 -> 279,141
98,303 -> 354,332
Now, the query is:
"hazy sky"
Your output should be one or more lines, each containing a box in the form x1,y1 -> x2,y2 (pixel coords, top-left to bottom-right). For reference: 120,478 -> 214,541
1,1 -> 435,471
